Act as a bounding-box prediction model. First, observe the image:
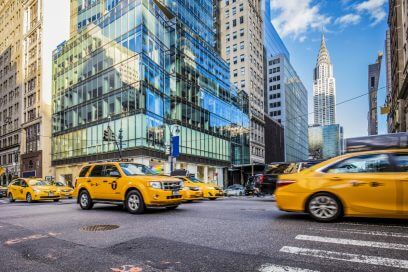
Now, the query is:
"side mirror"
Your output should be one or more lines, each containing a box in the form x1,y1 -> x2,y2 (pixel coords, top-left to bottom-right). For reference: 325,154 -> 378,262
110,171 -> 121,178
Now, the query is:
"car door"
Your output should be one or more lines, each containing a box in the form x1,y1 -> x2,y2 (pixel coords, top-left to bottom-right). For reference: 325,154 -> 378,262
103,164 -> 123,201
9,180 -> 21,200
321,153 -> 398,215
20,180 -> 30,200
390,152 -> 408,216
87,165 -> 105,199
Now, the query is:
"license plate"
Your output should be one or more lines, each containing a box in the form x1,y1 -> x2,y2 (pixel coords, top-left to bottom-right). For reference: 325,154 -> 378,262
172,190 -> 180,196
49,193 -> 54,197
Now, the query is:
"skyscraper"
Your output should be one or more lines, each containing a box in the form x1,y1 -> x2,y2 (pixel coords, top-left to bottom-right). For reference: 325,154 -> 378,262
313,34 -> 336,126
52,0 -> 250,185
217,0 -> 265,164
368,53 -> 382,136
0,0 -> 69,185
263,0 -> 309,162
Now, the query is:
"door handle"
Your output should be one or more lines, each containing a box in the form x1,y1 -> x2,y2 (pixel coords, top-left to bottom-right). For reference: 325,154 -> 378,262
103,180 -> 108,183
87,180 -> 91,183
370,181 -> 383,187
350,181 -> 367,187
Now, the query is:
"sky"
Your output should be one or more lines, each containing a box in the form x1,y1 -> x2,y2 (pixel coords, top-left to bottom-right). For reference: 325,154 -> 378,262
268,0 -> 389,139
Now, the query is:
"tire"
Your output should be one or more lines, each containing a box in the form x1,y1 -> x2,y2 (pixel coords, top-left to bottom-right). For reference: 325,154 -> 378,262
26,193 -> 33,203
78,190 -> 93,210
53,199 -> 60,202
8,193 -> 15,203
209,198 -> 217,201
125,190 -> 145,214
166,205 -> 179,210
307,193 -> 343,223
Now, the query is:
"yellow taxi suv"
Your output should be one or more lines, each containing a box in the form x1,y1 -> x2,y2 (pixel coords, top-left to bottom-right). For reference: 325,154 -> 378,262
8,178 -> 61,203
74,162 -> 183,214
175,176 -> 223,200
275,149 -> 408,222
54,181 -> 74,199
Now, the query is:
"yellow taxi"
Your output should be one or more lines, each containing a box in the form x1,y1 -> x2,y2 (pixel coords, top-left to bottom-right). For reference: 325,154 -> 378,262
275,149 -> 408,222
54,181 -> 74,199
174,177 -> 203,202
74,162 -> 183,214
8,178 -> 61,203
176,176 -> 223,200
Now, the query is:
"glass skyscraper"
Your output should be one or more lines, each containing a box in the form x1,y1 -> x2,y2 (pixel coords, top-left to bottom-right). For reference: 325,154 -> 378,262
262,0 -> 309,162
309,124 -> 343,160
51,0 -> 250,184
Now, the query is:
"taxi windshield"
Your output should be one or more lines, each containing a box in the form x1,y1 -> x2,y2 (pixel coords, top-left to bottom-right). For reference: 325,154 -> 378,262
29,180 -> 51,186
188,176 -> 202,183
120,163 -> 157,176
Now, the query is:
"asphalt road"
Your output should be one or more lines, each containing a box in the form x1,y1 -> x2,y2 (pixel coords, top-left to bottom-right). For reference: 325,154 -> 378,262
0,196 -> 408,272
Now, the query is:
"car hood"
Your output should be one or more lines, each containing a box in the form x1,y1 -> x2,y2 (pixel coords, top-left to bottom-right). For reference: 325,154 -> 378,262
31,186 -> 58,191
127,175 -> 182,183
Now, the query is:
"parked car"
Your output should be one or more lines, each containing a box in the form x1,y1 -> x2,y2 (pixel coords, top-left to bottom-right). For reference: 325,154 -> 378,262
0,185 -> 7,198
250,161 -> 320,195
224,184 -> 245,196
276,149 -> 408,222
75,162 -> 183,214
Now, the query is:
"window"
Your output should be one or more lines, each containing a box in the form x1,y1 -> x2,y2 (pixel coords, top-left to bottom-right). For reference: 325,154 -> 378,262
394,153 -> 408,172
105,165 -> 120,177
89,165 -> 104,177
240,16 -> 244,24
324,154 -> 391,174
240,29 -> 244,37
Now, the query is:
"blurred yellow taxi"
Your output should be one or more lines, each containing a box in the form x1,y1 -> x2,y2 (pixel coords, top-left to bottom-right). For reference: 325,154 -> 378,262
176,176 -> 223,200
8,178 -> 61,203
276,149 -> 408,222
175,177 -> 203,202
54,181 -> 74,199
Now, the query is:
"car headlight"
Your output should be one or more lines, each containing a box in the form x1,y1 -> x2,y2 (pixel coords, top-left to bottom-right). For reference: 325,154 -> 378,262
179,181 -> 184,187
149,182 -> 162,189
184,186 -> 190,190
34,189 -> 41,193
207,187 -> 215,190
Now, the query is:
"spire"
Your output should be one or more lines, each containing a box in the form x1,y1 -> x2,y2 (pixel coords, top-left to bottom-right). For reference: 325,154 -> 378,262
317,32 -> 331,65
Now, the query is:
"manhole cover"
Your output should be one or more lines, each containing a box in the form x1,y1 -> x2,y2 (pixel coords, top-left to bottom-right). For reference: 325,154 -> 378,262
80,225 -> 119,232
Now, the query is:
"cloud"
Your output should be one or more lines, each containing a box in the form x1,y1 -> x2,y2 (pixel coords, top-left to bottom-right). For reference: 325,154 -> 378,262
270,0 -> 331,41
335,13 -> 362,26
355,0 -> 387,25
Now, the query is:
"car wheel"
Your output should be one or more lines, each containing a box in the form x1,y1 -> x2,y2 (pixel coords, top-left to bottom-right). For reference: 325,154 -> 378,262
53,199 -> 60,202
307,193 -> 343,222
166,205 -> 179,210
78,190 -> 93,210
26,193 -> 32,203
8,193 -> 15,203
125,190 -> 145,214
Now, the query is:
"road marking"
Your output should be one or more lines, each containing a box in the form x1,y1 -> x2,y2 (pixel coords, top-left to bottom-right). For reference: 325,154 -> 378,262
296,235 -> 408,251
310,227 -> 408,239
280,246 -> 408,269
259,264 -> 318,272
340,222 -> 408,230
4,232 -> 60,245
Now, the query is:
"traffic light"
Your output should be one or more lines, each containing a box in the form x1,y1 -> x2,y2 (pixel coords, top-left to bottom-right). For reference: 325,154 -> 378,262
103,129 -> 109,142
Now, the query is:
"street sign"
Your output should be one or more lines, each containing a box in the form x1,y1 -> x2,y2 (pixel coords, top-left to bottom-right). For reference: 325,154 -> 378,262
172,136 -> 180,157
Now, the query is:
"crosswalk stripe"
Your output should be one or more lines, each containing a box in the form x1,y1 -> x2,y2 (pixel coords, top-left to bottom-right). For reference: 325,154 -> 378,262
296,235 -> 408,251
340,222 -> 408,230
309,227 -> 408,238
259,264 -> 318,272
280,246 -> 408,269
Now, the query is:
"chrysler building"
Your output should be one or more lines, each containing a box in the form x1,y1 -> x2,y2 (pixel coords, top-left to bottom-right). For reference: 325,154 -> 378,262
313,34 -> 336,125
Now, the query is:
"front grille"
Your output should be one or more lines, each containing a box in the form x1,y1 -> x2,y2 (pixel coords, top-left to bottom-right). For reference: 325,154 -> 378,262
166,195 -> 182,199
162,182 -> 182,191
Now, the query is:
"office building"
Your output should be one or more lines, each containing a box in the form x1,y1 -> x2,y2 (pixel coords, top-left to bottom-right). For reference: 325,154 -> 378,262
52,0 -> 250,185
386,0 -> 408,132
0,0 -> 68,185
313,34 -> 336,126
262,0 -> 308,162
309,124 -> 343,160
264,114 -> 284,163
368,53 -> 382,136
217,0 -> 265,164
266,54 -> 308,162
